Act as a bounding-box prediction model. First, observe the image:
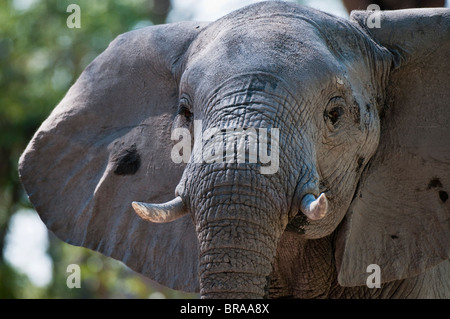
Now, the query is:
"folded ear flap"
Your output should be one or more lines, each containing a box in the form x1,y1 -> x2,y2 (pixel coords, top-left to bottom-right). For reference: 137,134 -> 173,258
19,22 -> 207,292
336,9 -> 450,286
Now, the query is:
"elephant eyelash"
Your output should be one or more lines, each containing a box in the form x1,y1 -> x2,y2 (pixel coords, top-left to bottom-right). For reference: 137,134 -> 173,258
324,96 -> 346,127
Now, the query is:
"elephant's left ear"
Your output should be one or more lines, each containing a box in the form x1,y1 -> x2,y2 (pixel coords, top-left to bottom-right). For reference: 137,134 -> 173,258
18,22 -> 208,292
336,8 -> 450,287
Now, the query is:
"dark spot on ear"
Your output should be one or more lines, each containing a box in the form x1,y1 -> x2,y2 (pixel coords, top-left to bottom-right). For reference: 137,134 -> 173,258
427,178 -> 443,189
390,235 -> 399,239
113,144 -> 141,176
439,191 -> 448,203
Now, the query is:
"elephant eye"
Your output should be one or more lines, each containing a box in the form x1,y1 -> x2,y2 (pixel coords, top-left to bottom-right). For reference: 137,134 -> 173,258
327,107 -> 344,125
178,105 -> 193,121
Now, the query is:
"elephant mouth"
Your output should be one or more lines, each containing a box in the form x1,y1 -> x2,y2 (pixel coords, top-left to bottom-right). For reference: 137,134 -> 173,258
131,160 -> 329,298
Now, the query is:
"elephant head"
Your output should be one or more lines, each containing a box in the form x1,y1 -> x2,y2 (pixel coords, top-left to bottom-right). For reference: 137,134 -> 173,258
19,2 -> 449,298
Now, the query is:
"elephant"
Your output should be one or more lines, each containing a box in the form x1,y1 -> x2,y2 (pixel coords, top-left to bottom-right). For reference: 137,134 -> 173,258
19,1 -> 449,298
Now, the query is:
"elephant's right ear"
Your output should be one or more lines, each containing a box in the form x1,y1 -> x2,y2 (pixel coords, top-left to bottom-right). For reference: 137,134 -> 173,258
18,22 -> 207,292
336,9 -> 450,288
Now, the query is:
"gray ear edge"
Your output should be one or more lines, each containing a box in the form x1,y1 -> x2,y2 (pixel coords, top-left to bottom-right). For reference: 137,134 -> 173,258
350,8 -> 450,69
350,10 -> 403,69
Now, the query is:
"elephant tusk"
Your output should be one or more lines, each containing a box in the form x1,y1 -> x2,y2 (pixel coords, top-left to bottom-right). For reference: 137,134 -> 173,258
132,196 -> 188,223
300,193 -> 328,220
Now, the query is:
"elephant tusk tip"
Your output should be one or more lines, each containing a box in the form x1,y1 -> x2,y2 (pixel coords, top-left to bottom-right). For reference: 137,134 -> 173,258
132,201 -> 148,218
300,193 -> 328,221
131,201 -> 140,209
131,197 -> 188,223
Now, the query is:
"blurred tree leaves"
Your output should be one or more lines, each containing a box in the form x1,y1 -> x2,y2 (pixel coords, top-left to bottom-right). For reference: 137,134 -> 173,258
0,0 -> 198,299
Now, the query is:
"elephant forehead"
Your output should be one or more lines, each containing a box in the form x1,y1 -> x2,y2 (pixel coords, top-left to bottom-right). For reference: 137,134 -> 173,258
191,17 -> 330,69
185,21 -> 370,97
189,3 -> 370,65
184,48 -> 345,107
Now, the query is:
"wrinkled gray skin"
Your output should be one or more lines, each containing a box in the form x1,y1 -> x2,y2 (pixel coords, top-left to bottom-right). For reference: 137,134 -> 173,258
19,2 -> 449,298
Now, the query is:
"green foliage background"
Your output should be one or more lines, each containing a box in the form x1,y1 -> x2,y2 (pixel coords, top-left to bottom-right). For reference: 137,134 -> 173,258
0,0 -> 197,299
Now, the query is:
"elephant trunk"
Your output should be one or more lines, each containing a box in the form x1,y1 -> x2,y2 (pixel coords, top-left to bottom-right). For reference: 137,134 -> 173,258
188,167 -> 285,299
198,220 -> 277,299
